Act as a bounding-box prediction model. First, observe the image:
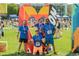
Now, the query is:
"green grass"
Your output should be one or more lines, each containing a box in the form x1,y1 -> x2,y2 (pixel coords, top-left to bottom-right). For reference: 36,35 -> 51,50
0,26 -> 72,56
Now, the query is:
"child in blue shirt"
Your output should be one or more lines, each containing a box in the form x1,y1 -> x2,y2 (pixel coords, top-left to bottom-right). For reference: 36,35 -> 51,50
34,19 -> 45,38
32,29 -> 43,55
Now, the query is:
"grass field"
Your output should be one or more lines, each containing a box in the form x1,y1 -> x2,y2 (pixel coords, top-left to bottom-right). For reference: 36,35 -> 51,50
0,26 -> 72,56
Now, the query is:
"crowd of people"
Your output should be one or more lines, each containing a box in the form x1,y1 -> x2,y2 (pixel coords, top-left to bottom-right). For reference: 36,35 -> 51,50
55,18 -> 71,39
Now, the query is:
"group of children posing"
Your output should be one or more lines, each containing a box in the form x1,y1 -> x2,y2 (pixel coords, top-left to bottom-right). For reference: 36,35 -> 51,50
17,18 -> 57,55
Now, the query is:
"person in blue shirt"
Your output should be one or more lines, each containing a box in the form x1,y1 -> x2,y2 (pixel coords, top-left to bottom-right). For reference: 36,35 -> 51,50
17,20 -> 28,52
34,18 -> 46,54
43,18 -> 57,54
32,28 -> 43,55
34,19 -> 45,38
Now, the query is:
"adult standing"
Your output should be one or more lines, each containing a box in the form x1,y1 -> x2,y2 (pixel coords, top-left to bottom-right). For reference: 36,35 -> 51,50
43,18 -> 57,54
17,20 -> 29,53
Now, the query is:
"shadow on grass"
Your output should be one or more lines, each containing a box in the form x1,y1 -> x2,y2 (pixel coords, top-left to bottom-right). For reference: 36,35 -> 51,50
2,51 -> 46,56
66,51 -> 79,56
66,48 -> 79,56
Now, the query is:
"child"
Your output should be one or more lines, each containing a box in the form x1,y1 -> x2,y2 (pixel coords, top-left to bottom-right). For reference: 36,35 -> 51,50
34,19 -> 45,37
32,29 -> 43,55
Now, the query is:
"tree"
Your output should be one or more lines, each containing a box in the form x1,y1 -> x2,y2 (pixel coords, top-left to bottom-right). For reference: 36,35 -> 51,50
0,4 -> 7,14
7,4 -> 19,15
67,4 -> 73,16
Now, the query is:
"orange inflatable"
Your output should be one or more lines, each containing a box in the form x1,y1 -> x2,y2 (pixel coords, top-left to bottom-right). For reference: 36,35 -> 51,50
19,4 -> 49,26
72,27 -> 79,52
0,42 -> 6,52
18,4 -> 49,53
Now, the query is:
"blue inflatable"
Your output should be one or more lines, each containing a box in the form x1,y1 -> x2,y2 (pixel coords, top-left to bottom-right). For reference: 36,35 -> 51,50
72,4 -> 79,32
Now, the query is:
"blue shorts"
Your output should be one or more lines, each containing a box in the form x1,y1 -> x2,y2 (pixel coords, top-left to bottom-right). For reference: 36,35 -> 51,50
45,38 -> 54,46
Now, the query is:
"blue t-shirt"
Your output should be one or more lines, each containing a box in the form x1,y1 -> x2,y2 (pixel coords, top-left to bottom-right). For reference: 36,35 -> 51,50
19,26 -> 28,39
44,23 -> 55,39
32,33 -> 42,47
35,23 -> 44,33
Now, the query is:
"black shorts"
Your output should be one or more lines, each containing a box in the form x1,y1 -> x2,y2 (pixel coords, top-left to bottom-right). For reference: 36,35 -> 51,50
19,38 -> 28,43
